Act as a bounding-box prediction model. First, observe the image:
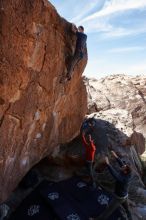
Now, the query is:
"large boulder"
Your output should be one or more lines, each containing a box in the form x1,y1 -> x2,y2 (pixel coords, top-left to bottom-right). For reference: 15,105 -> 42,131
0,0 -> 87,202
83,75 -> 146,219
85,75 -> 146,155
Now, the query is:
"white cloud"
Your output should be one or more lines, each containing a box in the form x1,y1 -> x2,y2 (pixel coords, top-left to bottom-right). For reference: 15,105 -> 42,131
81,0 -> 146,22
108,46 -> 146,53
78,0 -> 146,38
102,26 -> 146,38
71,0 -> 100,23
84,20 -> 146,38
85,18 -> 113,33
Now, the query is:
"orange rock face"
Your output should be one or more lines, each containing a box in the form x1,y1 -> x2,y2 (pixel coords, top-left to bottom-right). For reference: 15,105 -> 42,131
0,0 -> 87,202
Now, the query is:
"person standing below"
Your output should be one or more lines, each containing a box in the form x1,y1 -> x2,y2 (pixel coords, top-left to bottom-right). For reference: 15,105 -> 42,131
81,118 -> 97,188
66,24 -> 87,81
96,151 -> 133,220
82,133 -> 96,188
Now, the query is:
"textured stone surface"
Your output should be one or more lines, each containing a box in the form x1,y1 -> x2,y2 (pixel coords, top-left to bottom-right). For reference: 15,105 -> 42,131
85,75 -> 146,155
82,74 -> 146,216
0,0 -> 87,202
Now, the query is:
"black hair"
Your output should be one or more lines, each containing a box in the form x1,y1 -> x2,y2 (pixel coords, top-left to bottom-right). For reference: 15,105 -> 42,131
78,26 -> 84,31
87,118 -> 96,127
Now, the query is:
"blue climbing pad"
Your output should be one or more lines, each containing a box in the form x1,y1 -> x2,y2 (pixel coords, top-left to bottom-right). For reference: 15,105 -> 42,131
39,180 -> 89,220
9,176 -> 127,220
39,176 -> 127,220
57,176 -> 109,216
58,176 -> 125,219
9,189 -> 57,220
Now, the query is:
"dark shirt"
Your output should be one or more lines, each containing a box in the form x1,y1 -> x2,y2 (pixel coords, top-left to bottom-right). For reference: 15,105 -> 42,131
76,32 -> 87,51
107,158 -> 131,197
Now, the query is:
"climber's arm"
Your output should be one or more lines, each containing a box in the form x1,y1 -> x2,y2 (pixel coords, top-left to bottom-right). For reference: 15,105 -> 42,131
111,151 -> 125,167
71,23 -> 78,33
105,157 -> 123,182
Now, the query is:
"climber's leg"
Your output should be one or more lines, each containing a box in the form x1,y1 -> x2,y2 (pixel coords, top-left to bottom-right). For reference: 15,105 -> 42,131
86,161 -> 96,189
66,50 -> 83,81
122,198 -> 133,220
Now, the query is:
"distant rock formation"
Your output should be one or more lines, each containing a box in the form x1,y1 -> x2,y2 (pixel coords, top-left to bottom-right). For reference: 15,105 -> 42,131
83,75 -> 146,219
49,75 -> 146,187
0,0 -> 87,202
85,74 -> 146,156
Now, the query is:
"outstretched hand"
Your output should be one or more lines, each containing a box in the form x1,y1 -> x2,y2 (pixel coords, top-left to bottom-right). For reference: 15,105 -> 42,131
111,150 -> 118,158
89,135 -> 94,144
72,23 -> 77,33
105,156 -> 110,165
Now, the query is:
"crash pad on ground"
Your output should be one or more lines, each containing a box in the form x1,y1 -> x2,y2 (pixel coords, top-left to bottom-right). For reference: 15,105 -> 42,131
9,189 -> 57,220
9,176 -> 126,220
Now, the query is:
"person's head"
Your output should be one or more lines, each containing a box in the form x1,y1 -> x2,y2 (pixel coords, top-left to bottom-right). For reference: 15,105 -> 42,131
87,118 -> 96,128
120,164 -> 132,175
78,26 -> 84,33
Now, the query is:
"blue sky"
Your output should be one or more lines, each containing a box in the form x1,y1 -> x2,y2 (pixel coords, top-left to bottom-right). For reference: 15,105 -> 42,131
50,0 -> 146,78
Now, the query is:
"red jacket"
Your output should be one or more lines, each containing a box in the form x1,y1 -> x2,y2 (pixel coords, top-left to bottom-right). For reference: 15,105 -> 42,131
82,134 -> 96,161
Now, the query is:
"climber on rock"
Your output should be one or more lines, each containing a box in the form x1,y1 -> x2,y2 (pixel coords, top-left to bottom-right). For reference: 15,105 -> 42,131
96,151 -> 133,220
66,24 -> 87,81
